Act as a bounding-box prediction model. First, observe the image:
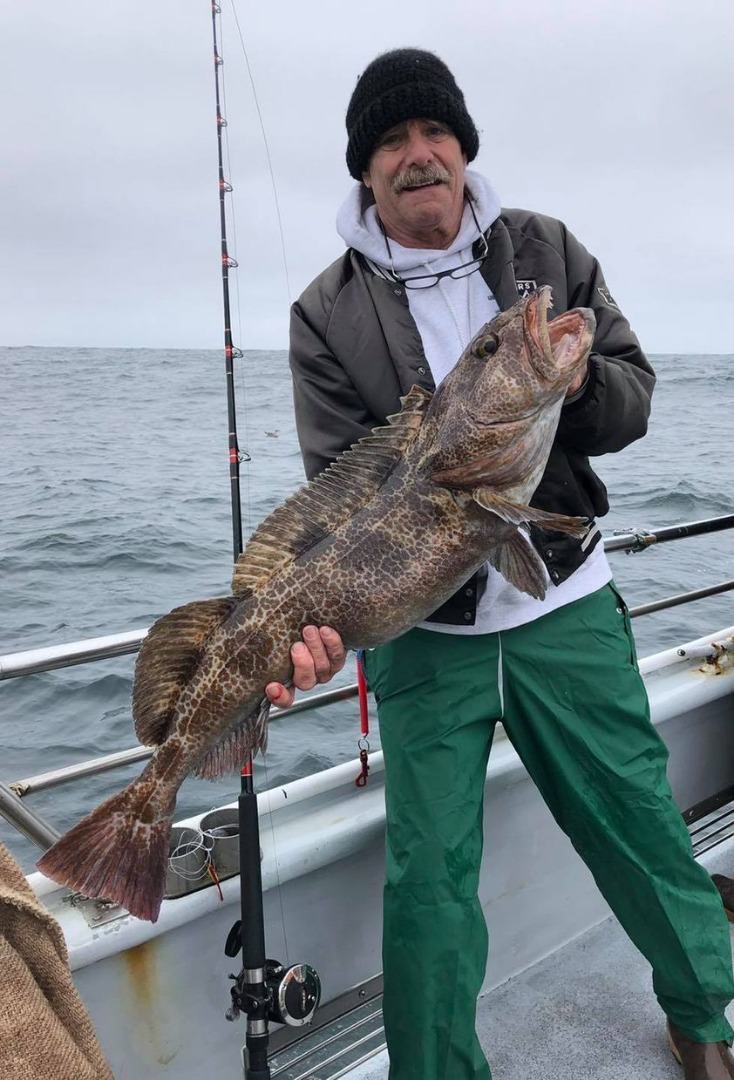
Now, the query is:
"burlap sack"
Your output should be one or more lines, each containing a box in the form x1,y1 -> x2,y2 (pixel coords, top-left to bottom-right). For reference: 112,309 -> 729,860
0,841 -> 114,1080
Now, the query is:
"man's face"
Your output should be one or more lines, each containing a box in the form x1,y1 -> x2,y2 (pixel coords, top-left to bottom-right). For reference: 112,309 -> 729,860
362,118 -> 467,249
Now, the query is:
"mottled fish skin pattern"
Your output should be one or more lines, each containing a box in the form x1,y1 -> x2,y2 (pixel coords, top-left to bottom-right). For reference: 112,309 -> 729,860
37,288 -> 595,921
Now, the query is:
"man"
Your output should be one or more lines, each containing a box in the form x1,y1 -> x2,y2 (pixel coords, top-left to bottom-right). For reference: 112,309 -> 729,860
266,49 -> 734,1080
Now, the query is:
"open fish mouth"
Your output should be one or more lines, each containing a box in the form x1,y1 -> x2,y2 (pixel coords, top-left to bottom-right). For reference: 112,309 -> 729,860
524,286 -> 595,378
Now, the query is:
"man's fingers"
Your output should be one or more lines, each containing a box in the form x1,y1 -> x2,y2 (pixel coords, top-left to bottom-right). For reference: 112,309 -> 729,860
319,626 -> 346,673
292,640 -> 318,690
265,682 -> 295,708
300,625 -> 346,684
566,362 -> 589,397
267,627 -> 348,704
302,626 -> 331,683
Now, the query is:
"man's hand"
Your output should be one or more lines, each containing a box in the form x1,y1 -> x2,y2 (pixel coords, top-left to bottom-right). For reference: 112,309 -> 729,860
566,362 -> 589,398
265,626 -> 346,709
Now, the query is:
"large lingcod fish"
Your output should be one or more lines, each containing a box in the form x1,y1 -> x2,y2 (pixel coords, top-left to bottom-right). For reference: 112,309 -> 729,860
38,287 -> 595,922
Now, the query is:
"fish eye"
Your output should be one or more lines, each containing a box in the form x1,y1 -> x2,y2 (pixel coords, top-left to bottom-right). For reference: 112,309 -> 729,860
472,334 -> 499,359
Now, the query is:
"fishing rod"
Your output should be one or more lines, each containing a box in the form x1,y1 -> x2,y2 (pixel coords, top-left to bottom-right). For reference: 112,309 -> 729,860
209,5 -> 320,1076
604,514 -> 734,554
211,0 -> 244,564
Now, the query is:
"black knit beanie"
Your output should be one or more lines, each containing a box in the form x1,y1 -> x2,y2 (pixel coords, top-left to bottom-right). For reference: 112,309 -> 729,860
345,48 -> 479,180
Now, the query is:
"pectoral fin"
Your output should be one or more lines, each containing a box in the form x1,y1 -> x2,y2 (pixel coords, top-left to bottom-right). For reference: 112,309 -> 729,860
488,533 -> 547,600
473,489 -> 588,538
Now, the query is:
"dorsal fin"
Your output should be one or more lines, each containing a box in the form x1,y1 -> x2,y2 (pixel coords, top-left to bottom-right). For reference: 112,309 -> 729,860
132,597 -> 236,746
231,385 -> 432,595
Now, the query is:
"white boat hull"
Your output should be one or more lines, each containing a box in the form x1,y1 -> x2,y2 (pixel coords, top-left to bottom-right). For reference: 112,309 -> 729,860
28,625 -> 734,1079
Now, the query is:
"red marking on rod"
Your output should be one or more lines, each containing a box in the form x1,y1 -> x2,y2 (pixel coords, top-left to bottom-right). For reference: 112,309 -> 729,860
241,756 -> 253,778
355,656 -> 371,787
229,448 -> 238,464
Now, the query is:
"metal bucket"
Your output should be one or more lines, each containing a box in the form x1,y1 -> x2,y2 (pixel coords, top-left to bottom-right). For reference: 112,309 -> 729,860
200,807 -> 240,880
165,826 -> 212,898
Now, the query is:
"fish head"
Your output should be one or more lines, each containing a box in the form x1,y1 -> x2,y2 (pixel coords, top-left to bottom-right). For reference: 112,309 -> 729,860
426,287 -> 595,491
459,285 -> 594,419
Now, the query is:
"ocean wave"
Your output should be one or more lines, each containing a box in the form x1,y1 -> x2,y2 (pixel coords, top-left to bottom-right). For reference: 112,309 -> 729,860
612,486 -> 732,519
1,344 -> 732,837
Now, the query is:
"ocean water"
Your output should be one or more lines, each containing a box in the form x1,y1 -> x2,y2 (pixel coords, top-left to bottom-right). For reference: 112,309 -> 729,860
1,347 -> 732,869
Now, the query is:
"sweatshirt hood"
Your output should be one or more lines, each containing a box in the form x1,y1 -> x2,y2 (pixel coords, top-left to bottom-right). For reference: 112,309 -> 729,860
336,169 -> 502,271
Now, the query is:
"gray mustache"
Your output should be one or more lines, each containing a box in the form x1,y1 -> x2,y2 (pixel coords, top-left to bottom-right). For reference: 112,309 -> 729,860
392,163 -> 452,194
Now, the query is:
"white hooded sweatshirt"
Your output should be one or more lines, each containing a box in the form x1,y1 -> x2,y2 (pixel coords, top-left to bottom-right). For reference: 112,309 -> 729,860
336,170 -> 611,634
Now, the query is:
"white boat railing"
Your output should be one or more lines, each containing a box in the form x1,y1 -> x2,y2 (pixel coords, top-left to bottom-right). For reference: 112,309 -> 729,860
1,515 -> 733,852
6,683 -> 356,797
0,684 -> 361,851
2,515 -> 732,684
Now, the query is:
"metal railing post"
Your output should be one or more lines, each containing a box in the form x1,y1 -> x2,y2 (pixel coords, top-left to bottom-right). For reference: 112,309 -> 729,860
0,782 -> 60,850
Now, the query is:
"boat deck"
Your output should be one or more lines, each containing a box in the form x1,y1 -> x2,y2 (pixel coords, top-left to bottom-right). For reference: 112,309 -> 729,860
284,837 -> 734,1080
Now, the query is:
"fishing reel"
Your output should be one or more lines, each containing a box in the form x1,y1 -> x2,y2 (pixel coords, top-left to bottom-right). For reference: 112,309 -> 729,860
225,921 -> 321,1027
265,960 -> 321,1027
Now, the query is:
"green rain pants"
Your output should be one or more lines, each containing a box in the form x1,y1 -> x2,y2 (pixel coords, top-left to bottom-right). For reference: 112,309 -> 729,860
363,583 -> 734,1080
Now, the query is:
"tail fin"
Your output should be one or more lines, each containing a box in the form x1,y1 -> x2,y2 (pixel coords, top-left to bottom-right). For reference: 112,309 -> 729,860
37,779 -> 173,923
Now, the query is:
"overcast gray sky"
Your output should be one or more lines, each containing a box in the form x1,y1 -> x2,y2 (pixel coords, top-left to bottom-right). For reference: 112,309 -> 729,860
1,0 -> 732,352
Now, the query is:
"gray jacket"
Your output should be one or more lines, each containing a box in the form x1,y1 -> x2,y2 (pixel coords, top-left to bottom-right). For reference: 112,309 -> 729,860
289,208 -> 656,624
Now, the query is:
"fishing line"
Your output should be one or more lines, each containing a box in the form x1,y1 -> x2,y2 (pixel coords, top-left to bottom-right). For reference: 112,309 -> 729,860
201,810 -> 237,902
258,745 -> 294,967
168,828 -> 212,882
227,0 -> 293,304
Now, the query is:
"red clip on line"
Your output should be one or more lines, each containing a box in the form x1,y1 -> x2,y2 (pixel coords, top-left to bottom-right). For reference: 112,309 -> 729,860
355,655 -> 370,788
206,860 -> 224,903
